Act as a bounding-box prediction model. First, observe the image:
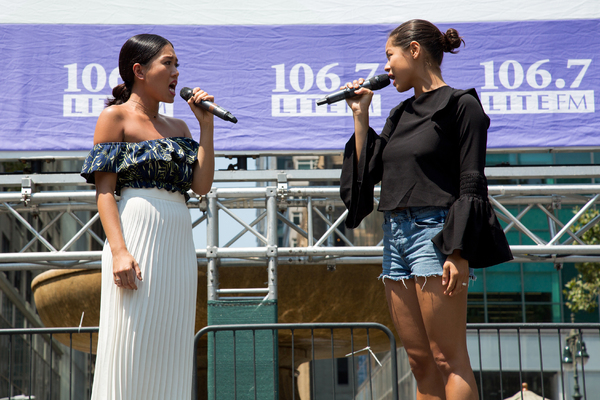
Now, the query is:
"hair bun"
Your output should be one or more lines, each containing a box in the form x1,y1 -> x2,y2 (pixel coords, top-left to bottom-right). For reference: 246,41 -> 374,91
106,82 -> 131,107
442,28 -> 464,53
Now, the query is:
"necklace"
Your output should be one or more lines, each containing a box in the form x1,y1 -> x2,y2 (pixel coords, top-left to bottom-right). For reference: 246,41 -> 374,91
129,100 -> 158,119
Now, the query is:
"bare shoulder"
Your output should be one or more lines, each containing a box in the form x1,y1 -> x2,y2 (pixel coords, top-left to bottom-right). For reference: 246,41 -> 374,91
93,105 -> 127,144
163,115 -> 193,139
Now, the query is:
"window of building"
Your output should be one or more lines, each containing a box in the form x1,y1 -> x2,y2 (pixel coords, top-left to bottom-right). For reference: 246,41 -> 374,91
2,234 -> 8,279
13,271 -> 21,294
294,156 -> 319,170
276,156 -> 294,170
2,233 -> 9,253
292,211 -> 302,225
26,271 -> 33,305
337,358 -> 349,385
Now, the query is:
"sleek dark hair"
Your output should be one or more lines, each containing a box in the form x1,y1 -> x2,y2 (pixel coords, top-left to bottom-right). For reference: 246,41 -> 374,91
107,34 -> 173,106
389,19 -> 464,68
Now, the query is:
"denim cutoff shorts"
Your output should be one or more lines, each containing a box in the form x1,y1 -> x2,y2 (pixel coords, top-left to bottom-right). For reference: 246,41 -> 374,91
380,206 -> 475,282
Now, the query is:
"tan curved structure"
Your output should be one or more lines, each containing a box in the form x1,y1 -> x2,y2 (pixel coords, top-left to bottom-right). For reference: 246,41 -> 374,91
32,264 -> 398,354
32,263 -> 399,399
32,269 -> 102,352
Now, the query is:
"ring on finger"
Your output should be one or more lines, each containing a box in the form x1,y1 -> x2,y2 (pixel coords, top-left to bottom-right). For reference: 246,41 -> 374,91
462,282 -> 467,286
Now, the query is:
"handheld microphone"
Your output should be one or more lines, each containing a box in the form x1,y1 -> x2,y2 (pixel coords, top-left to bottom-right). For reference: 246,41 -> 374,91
180,87 -> 238,124
316,74 -> 391,106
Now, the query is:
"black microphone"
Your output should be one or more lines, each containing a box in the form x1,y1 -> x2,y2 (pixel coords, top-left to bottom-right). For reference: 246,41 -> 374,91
316,74 -> 391,106
180,87 -> 238,124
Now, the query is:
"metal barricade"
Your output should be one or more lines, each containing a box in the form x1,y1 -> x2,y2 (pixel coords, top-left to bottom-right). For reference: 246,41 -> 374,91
467,323 -> 600,400
1,323 -> 599,400
193,322 -> 399,400
0,327 -> 97,400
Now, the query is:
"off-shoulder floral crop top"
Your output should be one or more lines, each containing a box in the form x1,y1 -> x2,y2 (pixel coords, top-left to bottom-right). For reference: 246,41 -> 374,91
80,137 -> 199,200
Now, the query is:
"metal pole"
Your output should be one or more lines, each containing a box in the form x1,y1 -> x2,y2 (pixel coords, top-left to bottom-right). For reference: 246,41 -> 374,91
326,208 -> 333,247
266,187 -> 278,301
572,335 -> 583,400
206,189 -> 219,301
307,196 -> 314,247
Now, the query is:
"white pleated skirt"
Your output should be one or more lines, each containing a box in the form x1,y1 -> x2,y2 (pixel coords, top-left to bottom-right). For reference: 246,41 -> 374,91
91,187 -> 198,400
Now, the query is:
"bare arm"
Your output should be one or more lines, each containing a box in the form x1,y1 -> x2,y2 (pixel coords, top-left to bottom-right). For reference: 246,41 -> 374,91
93,106 -> 141,290
185,88 -> 215,196
95,172 -> 141,290
191,120 -> 215,195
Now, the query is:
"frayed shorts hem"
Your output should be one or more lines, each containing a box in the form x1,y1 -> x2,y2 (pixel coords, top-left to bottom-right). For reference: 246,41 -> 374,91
378,273 -> 477,285
378,273 -> 442,282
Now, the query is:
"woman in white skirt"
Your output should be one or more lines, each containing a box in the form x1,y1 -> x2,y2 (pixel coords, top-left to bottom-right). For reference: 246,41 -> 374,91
81,34 -> 215,400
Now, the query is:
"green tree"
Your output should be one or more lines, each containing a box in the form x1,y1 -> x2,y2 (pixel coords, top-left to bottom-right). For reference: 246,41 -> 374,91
566,208 -> 600,313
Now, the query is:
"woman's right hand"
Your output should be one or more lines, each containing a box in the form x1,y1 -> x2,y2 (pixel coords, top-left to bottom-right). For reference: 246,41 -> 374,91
343,78 -> 374,116
112,249 -> 142,290
186,87 -> 215,128
344,78 -> 373,160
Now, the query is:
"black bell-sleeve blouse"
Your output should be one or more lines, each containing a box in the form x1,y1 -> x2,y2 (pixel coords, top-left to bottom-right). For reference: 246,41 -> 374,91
340,86 -> 512,269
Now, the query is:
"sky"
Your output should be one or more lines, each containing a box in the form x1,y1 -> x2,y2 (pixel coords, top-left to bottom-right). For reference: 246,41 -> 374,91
190,157 -> 259,249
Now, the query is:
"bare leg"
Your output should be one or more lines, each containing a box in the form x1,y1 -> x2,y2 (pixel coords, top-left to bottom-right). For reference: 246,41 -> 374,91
416,276 -> 479,400
385,279 -> 446,400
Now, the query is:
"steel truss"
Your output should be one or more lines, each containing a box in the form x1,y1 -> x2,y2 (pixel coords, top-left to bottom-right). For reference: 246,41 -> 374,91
2,165 -> 600,300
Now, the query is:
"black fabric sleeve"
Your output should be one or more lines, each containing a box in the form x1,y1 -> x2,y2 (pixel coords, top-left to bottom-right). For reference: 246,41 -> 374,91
340,103 -> 404,229
432,90 -> 513,268
340,128 -> 382,228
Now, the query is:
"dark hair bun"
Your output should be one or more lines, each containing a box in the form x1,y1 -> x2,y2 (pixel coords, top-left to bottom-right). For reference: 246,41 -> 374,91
442,28 -> 464,53
106,82 -> 131,107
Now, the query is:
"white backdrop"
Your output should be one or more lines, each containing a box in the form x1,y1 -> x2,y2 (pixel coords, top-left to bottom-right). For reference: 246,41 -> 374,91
2,0 -> 599,157
2,0 -> 599,24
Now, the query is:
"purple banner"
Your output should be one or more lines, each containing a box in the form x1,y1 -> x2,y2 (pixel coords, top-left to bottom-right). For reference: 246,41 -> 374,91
0,20 -> 598,152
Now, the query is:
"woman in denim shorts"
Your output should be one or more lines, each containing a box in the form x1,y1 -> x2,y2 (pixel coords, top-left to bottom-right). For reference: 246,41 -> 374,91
340,20 -> 512,400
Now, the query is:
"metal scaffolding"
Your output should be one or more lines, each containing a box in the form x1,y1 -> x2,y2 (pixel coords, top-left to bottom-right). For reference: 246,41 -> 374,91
2,165 -> 600,301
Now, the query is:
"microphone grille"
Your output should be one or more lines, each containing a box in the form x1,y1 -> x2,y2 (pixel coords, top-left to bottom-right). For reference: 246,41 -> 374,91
180,87 -> 193,101
369,74 -> 391,90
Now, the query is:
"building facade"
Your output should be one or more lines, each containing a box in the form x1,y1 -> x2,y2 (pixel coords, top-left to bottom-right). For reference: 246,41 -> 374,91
0,160 -> 91,400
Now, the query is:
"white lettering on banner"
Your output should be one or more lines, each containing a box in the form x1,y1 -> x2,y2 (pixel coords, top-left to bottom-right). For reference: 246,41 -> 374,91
479,59 -> 594,115
271,94 -> 382,117
480,91 -> 594,114
271,62 -> 383,117
63,62 -> 173,118
63,95 -> 106,117
63,95 -> 174,117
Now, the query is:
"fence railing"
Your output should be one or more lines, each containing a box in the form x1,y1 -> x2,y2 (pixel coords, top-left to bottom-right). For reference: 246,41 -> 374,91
193,322 -> 398,400
1,323 -> 599,400
467,323 -> 600,400
0,327 -> 97,400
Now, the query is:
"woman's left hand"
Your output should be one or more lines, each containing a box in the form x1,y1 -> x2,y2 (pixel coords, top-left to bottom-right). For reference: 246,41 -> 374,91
442,249 -> 469,296
186,87 -> 215,127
